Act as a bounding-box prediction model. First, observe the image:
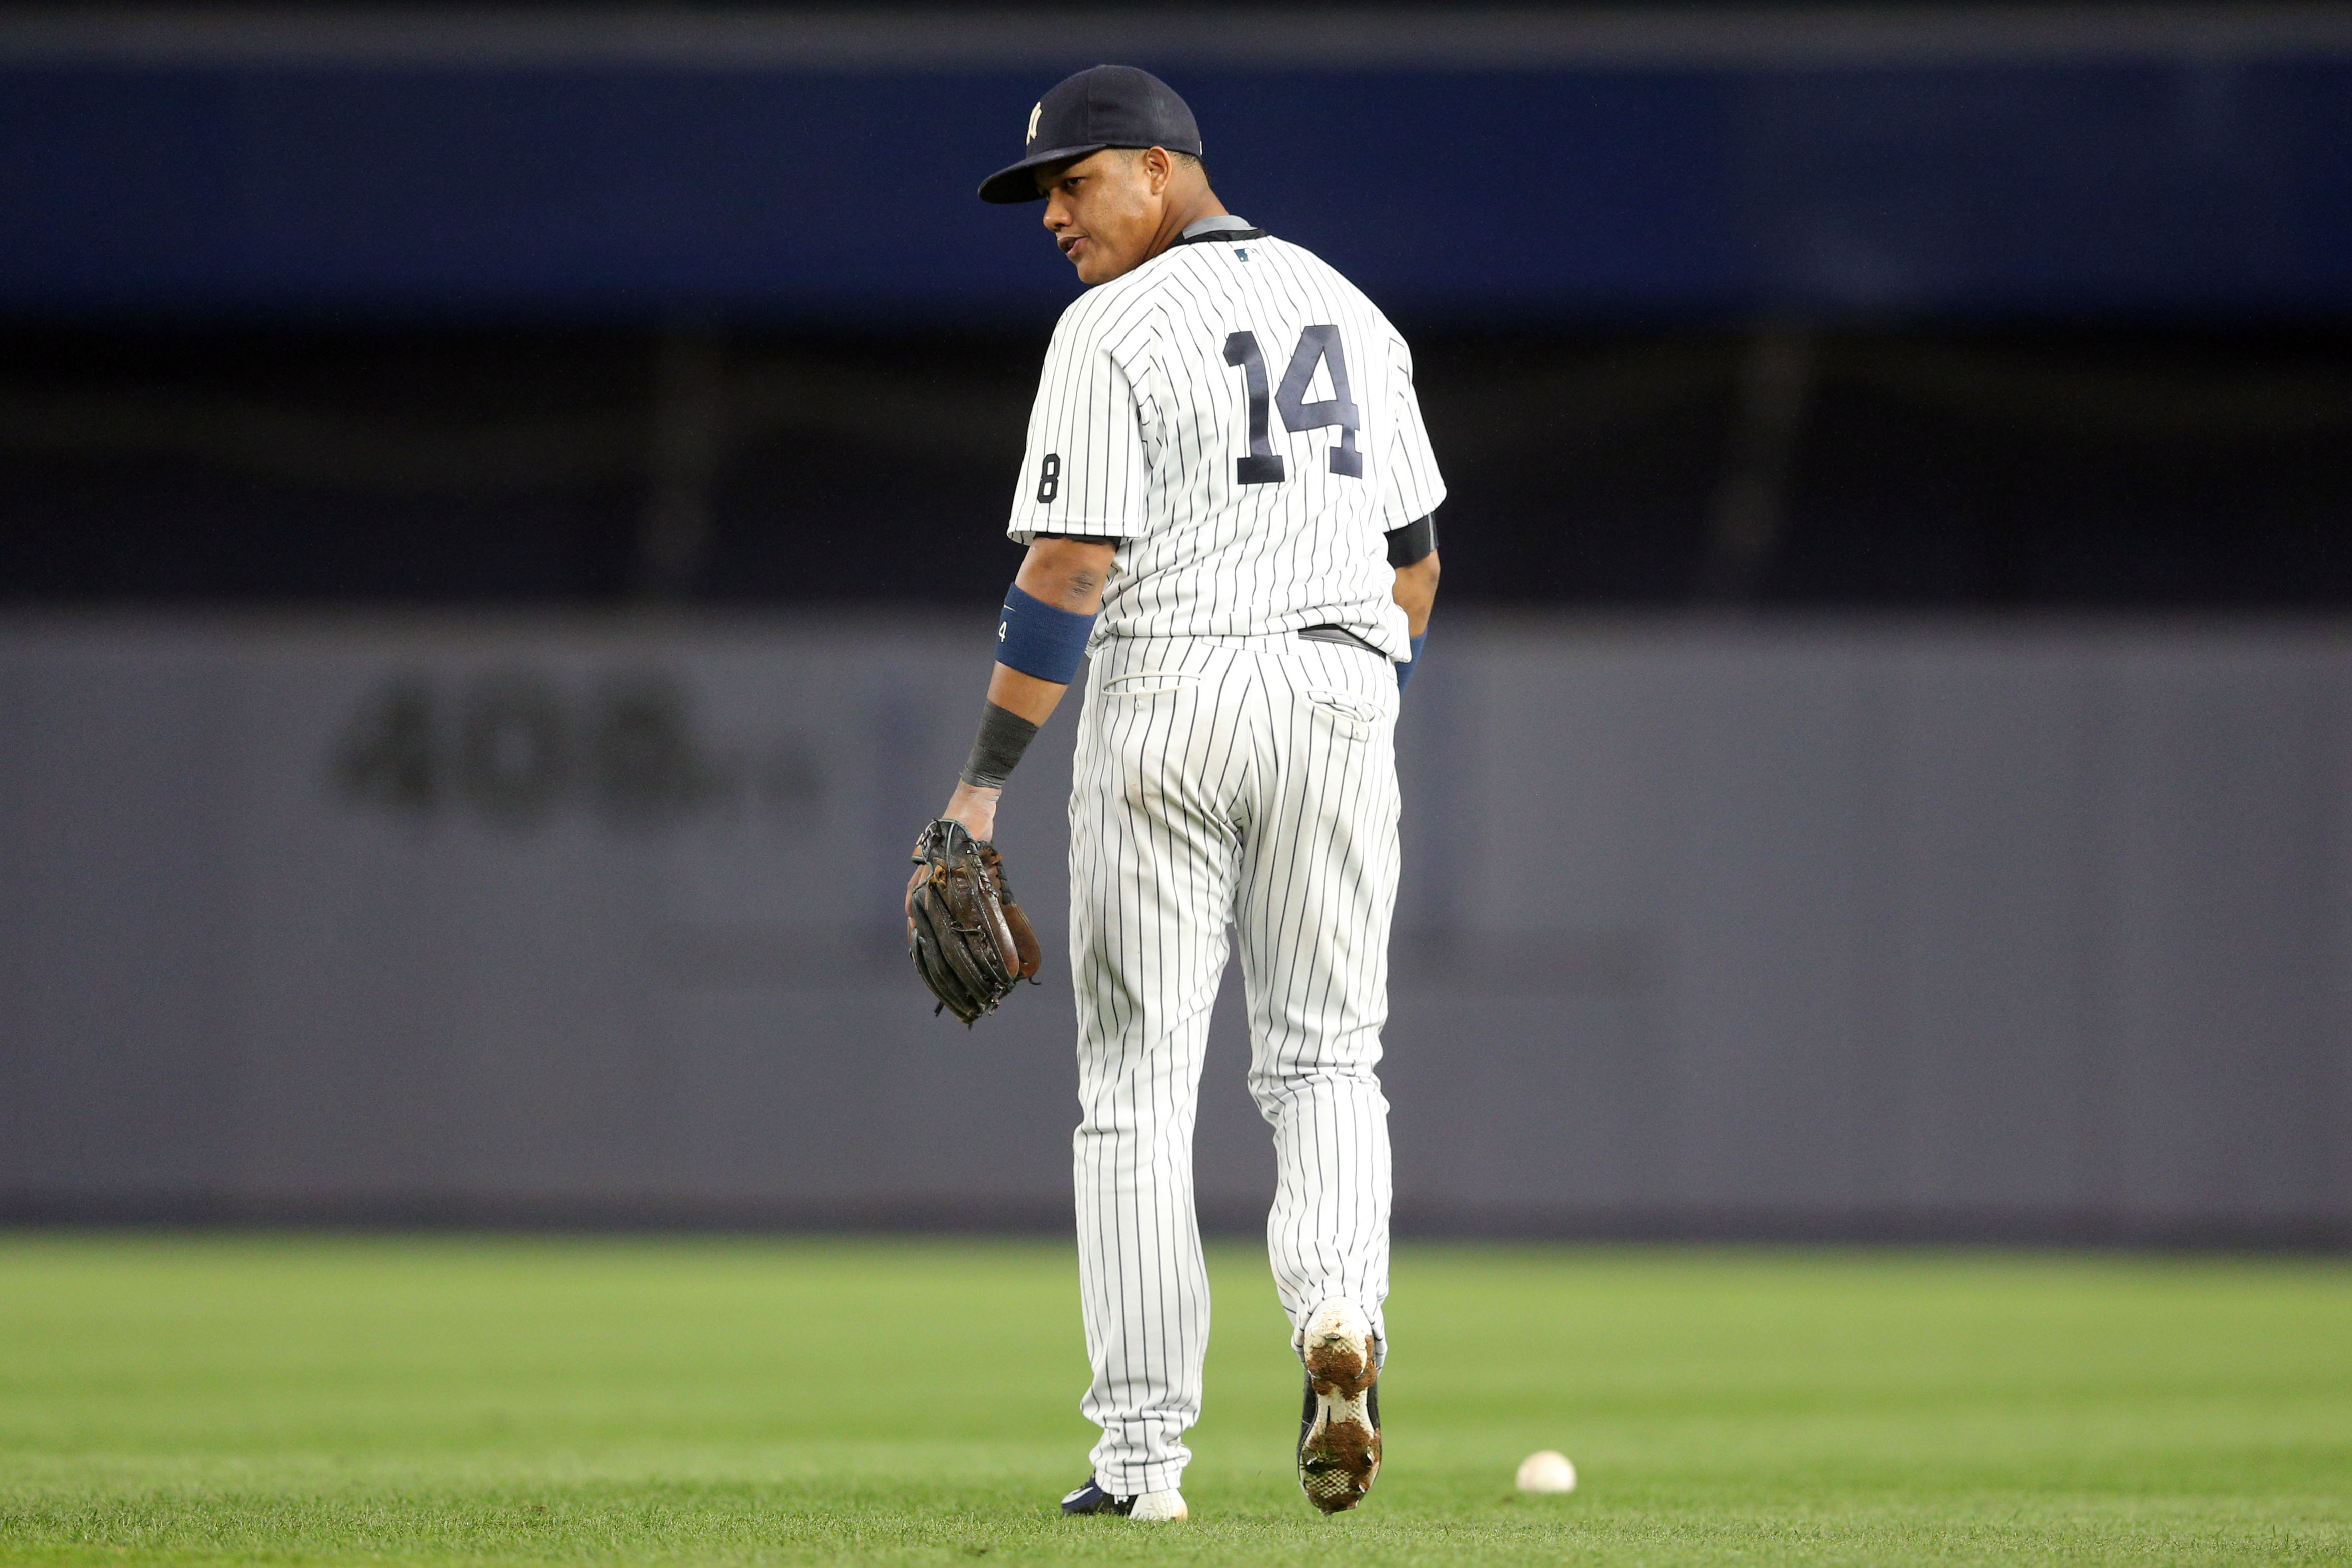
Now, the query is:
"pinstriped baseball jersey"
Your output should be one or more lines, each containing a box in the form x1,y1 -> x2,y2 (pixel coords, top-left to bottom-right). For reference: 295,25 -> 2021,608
1007,224 -> 1445,661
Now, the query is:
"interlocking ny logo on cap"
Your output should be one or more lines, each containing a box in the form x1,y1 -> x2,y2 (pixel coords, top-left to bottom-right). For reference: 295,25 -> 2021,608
1026,102 -> 1042,145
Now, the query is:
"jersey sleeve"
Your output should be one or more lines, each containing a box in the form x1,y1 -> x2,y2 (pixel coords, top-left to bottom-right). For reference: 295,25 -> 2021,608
1378,333 -> 1446,531
1007,303 -> 1148,544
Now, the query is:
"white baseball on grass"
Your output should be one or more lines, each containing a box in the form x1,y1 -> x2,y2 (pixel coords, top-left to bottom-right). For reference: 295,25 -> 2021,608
1515,1450 -> 1577,1493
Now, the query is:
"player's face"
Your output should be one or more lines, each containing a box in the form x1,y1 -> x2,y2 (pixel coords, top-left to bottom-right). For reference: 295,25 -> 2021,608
1037,150 -> 1165,285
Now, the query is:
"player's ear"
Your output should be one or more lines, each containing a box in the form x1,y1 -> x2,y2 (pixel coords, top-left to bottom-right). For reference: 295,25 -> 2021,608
1142,146 -> 1172,195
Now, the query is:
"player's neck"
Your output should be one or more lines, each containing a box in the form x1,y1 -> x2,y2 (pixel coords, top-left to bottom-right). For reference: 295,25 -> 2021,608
1144,189 -> 1231,265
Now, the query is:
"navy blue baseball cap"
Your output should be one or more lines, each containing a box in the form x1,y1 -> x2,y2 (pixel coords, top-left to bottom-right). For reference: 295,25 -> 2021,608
978,65 -> 1203,204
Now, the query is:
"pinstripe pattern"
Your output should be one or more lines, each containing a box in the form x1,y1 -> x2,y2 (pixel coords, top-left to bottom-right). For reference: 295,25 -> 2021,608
1066,634 -> 1398,1494
1011,223 -> 1434,1497
1009,231 -> 1445,660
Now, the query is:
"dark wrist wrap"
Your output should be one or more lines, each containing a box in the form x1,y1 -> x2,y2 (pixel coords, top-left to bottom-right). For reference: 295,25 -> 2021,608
960,702 -> 1041,790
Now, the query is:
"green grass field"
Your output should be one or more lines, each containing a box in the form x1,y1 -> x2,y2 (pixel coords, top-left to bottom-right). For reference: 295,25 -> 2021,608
0,1235 -> 2345,1565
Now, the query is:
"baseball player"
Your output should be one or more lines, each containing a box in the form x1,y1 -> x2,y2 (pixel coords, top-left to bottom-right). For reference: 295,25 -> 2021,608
913,64 -> 1443,1521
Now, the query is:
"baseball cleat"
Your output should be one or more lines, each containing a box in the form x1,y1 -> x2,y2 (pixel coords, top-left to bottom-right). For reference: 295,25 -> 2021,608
1296,1299 -> 1382,1513
1059,1478 -> 1188,1520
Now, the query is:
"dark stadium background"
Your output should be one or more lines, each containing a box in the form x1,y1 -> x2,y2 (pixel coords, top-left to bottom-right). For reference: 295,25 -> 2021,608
4,1 -> 2349,1244
11,321 -> 2350,609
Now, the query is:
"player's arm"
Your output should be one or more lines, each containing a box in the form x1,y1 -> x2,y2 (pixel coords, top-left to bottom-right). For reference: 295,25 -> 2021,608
1386,514 -> 1440,689
938,534 -> 1119,843
1393,552 -> 1439,635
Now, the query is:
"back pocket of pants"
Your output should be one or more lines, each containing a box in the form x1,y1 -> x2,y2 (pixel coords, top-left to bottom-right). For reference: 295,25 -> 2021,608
1103,670 -> 1200,698
1304,688 -> 1381,740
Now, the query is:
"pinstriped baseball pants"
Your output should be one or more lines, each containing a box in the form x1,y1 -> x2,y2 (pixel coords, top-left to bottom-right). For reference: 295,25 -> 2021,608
1068,632 -> 1397,1495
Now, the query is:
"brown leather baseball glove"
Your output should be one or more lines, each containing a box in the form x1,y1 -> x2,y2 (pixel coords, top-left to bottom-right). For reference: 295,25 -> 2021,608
907,818 -> 1043,1025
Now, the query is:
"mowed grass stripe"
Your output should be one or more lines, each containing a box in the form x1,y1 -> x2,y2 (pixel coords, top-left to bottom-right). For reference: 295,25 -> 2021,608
1,1234 -> 2345,1565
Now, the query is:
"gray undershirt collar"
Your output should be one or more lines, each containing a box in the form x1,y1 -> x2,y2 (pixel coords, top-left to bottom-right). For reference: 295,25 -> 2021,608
1181,214 -> 1254,238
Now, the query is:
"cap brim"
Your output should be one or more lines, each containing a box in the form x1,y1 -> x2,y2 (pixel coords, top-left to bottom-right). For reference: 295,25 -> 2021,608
977,143 -> 1110,204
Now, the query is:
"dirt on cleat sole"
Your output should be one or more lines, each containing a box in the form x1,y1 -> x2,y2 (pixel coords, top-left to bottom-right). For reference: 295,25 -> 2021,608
1298,1322 -> 1381,1513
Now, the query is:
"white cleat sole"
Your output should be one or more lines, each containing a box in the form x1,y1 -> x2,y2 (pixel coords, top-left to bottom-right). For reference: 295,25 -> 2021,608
1297,1300 -> 1381,1513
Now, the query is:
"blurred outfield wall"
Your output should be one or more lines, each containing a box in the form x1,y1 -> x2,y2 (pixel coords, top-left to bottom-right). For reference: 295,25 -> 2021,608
4,614 -> 2345,1244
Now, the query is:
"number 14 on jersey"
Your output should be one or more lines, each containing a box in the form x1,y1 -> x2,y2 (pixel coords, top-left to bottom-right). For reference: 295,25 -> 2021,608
1223,325 -> 1363,485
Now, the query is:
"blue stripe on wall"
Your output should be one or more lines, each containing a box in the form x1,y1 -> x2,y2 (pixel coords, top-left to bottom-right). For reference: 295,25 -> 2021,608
2,59 -> 2347,320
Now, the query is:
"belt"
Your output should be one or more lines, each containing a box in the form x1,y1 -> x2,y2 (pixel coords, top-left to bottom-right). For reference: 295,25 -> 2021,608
1297,624 -> 1386,658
